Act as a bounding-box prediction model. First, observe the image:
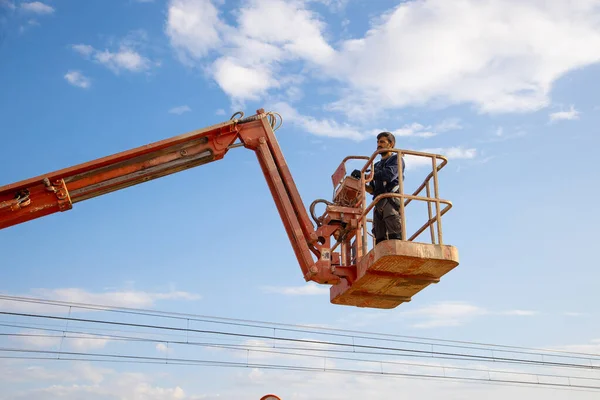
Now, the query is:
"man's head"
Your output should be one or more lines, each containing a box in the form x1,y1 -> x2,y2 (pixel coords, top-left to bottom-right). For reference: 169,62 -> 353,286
376,131 -> 395,158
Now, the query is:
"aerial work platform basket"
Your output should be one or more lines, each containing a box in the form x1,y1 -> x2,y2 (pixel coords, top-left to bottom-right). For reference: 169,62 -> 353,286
326,149 -> 459,309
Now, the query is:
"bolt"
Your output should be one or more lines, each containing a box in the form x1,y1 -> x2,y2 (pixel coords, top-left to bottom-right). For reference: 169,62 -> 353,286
180,150 -> 187,156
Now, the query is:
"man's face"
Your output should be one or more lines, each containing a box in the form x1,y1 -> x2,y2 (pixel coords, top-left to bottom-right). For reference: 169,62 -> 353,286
377,137 -> 393,154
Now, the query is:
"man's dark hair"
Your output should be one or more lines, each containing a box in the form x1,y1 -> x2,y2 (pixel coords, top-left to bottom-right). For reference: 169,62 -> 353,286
377,131 -> 395,146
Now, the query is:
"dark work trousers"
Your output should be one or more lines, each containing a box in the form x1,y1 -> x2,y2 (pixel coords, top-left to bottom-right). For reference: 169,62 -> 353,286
372,198 -> 403,244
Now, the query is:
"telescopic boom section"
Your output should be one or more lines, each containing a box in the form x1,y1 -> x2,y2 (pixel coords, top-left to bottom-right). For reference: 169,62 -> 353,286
0,110 -> 338,285
0,119 -> 239,229
236,116 -> 339,283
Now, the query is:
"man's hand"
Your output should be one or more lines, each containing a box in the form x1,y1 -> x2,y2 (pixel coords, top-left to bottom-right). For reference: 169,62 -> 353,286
365,185 -> 373,194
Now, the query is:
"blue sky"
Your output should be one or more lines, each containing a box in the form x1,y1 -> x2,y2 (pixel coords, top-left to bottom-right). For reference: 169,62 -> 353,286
1,0 -> 600,398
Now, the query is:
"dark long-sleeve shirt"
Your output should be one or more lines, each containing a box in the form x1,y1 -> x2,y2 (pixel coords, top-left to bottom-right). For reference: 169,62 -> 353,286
369,153 -> 405,197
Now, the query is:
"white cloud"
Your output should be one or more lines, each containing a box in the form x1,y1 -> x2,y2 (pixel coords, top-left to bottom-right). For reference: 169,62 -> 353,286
94,48 -> 151,73
68,335 -> 110,350
262,282 -> 329,295
165,0 -> 222,62
563,312 -> 586,317
0,366 -> 193,400
71,34 -> 156,75
435,147 -> 477,159
235,0 -> 334,65
165,0 -> 333,102
2,358 -> 595,400
402,301 -> 488,328
404,146 -> 477,170
501,310 -> 539,316
64,70 -> 90,89
310,0 -> 348,12
21,1 -> 54,14
165,0 -> 600,121
212,57 -> 276,101
551,338 -> 600,355
390,119 -> 462,139
13,332 -> 110,351
156,343 -> 170,353
0,361 -> 110,385
2,325 -> 597,400
13,333 -> 61,348
482,126 -> 527,143
549,105 -> 580,122
434,118 -> 463,133
71,44 -> 94,57
1,0 -> 16,10
0,287 -> 200,313
16,18 -> 40,34
215,108 -> 225,115
397,302 -> 543,328
271,101 -> 461,141
391,123 -> 436,138
169,105 -> 191,115
273,101 -> 365,140
35,287 -> 201,307
327,1 -> 600,118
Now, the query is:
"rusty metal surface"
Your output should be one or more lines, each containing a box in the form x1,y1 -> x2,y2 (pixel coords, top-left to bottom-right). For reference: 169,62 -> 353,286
241,122 -> 319,282
0,120 -> 238,195
355,148 -> 451,248
331,161 -> 346,188
0,126 -> 238,229
333,176 -> 362,207
0,106 -> 460,310
324,146 -> 459,308
260,117 -> 319,245
330,240 -> 459,309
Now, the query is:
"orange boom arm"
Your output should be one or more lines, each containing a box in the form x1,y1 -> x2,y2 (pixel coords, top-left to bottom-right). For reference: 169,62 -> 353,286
0,109 -> 460,309
0,110 -> 338,285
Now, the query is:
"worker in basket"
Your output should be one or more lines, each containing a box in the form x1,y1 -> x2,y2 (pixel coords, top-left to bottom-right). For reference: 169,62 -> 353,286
363,131 -> 405,244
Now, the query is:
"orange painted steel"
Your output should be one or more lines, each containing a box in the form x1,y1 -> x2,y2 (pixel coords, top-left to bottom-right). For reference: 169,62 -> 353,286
328,148 -> 459,308
0,109 -> 459,309
0,119 -> 239,229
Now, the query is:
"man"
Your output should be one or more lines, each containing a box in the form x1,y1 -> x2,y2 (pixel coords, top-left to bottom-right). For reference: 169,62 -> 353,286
365,131 -> 405,244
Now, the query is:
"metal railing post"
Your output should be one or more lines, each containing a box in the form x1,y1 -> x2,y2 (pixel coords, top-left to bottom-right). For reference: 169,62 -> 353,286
397,150 -> 407,241
426,181 -> 435,244
431,156 -> 443,245
350,148 -> 450,252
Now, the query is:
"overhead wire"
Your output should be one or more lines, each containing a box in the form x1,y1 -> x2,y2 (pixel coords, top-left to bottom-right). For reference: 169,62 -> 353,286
2,295 -> 600,394
1,310 -> 599,372
2,329 -> 600,386
1,348 -> 600,393
1,294 -> 598,361
0,295 -> 600,390
4,321 -> 596,374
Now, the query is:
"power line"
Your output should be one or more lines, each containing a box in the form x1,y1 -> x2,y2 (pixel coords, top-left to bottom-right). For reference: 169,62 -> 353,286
3,297 -> 600,393
1,310 -> 599,372
1,294 -> 598,361
4,321 -> 590,373
1,347 -> 599,392
3,330 -> 600,386
3,355 -> 598,394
